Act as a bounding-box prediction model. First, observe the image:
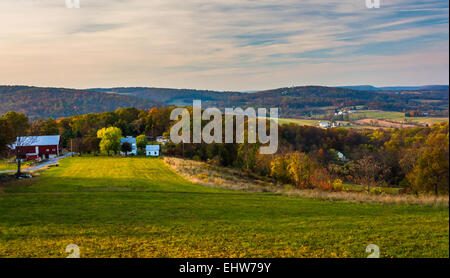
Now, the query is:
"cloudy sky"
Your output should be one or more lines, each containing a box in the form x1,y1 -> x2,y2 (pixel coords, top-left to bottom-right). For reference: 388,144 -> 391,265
0,0 -> 448,91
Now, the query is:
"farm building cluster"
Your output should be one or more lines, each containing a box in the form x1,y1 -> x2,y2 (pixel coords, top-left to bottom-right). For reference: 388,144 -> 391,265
9,135 -> 165,161
119,136 -> 162,157
318,122 -> 348,128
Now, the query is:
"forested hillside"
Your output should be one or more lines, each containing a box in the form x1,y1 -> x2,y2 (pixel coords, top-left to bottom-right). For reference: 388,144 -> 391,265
0,86 -> 164,119
214,86 -> 449,118
89,86 -> 450,118
1,85 -> 448,119
87,87 -> 242,106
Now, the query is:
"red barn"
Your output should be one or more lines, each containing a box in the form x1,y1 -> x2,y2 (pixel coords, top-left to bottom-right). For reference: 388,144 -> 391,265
13,135 -> 61,161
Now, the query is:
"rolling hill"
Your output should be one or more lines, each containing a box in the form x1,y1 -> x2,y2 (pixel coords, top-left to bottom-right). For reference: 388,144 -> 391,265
87,87 -> 242,106
1,84 -> 448,119
0,156 -> 447,257
0,86 -> 165,119
340,85 -> 449,91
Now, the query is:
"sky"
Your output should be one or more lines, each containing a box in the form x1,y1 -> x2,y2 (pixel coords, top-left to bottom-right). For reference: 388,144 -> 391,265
0,0 -> 448,91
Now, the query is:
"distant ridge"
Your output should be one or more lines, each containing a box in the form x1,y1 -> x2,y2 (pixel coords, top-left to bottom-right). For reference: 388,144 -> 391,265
339,85 -> 449,91
1,84 -> 448,119
0,85 -> 164,119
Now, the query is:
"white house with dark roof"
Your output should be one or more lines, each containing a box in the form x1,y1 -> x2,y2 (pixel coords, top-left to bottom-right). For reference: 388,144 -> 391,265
146,145 -> 160,157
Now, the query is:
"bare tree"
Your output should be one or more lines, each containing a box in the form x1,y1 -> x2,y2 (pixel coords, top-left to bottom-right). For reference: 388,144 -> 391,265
354,156 -> 384,191
13,136 -> 37,178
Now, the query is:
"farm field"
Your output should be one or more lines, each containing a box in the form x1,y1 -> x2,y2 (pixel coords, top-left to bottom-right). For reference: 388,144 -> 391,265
0,157 -> 448,258
279,110 -> 448,129
278,118 -> 323,126
348,110 -> 448,126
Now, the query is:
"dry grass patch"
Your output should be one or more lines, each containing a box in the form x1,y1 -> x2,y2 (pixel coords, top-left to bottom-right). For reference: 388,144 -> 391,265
163,157 -> 449,207
164,157 -> 277,193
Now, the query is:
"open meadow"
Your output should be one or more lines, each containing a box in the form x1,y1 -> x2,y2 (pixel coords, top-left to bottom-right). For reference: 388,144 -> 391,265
0,157 -> 448,258
348,110 -> 449,126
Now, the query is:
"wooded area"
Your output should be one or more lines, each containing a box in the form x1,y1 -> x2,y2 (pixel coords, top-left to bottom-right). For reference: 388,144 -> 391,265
1,107 -> 448,196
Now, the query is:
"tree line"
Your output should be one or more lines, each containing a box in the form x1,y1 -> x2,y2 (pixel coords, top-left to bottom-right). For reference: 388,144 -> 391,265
1,108 -> 448,196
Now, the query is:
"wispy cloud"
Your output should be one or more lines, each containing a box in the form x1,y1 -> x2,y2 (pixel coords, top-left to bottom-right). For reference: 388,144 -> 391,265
0,0 -> 448,90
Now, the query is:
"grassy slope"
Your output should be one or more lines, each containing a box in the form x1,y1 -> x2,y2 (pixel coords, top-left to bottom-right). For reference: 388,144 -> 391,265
0,163 -> 15,171
0,160 -> 30,171
0,157 -> 448,258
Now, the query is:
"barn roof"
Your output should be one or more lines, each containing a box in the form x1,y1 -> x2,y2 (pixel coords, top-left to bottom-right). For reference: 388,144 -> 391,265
14,135 -> 60,147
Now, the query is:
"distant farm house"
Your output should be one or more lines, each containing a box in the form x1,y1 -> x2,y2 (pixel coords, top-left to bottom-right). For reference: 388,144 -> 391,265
12,135 -> 61,161
120,136 -> 137,155
146,145 -> 160,157
156,136 -> 169,144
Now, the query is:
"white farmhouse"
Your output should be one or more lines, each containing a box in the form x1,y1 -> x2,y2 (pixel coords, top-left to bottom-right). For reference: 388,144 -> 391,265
146,145 -> 160,157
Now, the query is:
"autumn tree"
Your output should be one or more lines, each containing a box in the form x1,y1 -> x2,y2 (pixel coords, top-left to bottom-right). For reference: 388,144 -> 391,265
30,118 -> 59,135
136,134 -> 148,155
286,152 -> 316,188
97,127 -> 122,155
82,137 -> 101,155
270,155 -> 290,183
407,132 -> 449,196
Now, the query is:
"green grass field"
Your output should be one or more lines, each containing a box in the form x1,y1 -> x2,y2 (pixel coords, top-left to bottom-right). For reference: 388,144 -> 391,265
0,159 -> 31,171
278,118 -> 323,126
0,157 -> 448,258
348,110 -> 448,125
0,160 -> 16,171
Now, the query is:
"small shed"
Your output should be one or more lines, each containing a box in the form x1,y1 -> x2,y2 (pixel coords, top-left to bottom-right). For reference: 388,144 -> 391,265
146,145 -> 160,157
319,122 -> 330,128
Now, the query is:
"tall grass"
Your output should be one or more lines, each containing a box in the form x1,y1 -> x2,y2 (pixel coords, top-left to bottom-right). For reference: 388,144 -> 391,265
163,157 -> 449,207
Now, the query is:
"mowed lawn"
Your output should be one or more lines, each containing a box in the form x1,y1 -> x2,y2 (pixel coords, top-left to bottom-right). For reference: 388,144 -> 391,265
0,157 -> 448,258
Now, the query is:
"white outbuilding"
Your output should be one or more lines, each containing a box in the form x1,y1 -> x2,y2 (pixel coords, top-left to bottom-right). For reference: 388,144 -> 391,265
319,122 -> 330,128
146,145 -> 160,157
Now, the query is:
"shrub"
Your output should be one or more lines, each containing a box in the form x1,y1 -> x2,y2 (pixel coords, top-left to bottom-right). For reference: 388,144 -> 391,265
369,187 -> 384,195
332,179 -> 343,191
